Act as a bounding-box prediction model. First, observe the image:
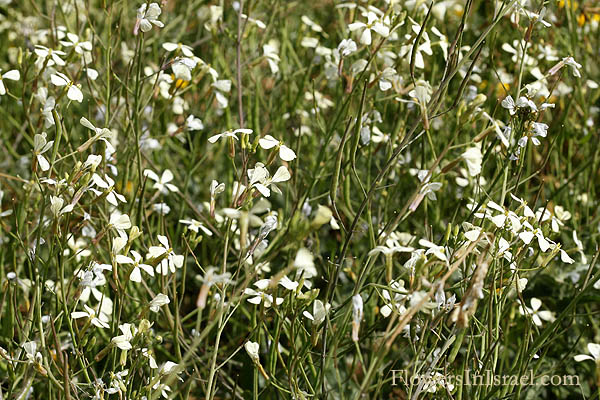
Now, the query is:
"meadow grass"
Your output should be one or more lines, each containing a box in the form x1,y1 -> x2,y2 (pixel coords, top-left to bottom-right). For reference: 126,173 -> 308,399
0,0 -> 599,399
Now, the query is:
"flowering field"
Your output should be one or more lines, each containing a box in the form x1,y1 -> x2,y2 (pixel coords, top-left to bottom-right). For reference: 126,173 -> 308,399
0,0 -> 599,398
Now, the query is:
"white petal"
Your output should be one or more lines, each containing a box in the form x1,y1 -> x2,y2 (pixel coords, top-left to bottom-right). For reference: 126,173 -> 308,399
130,267 -> 142,282
37,155 -> 50,171
258,135 -> 278,149
3,70 -> 20,81
68,86 -> 83,102
272,166 -> 291,183
279,145 -> 296,161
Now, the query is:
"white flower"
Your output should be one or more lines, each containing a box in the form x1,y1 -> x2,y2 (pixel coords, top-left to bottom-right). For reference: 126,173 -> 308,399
35,88 -> 56,128
348,11 -> 390,45
279,276 -> 299,291
351,294 -> 363,342
60,33 -> 93,54
148,235 -> 184,275
162,42 -> 194,57
34,45 -> 66,67
0,69 -> 19,95
380,280 -> 408,318
71,304 -> 110,328
116,250 -> 155,283
461,145 -> 483,176
294,248 -> 317,280
143,169 -> 179,193
263,40 -> 280,74
519,298 -> 554,326
574,343 -> 600,363
244,341 -> 260,363
33,132 -> 54,172
258,135 -> 296,161
185,115 -> 203,131
135,2 -> 164,35
248,163 -> 291,197
23,341 -> 42,364
90,174 -> 126,206
149,293 -> 170,312
368,244 -> 414,258
50,72 -> 83,102
244,280 -> 283,307
484,201 -> 522,233
418,239 -> 448,262
50,196 -> 73,217
109,212 -> 132,231
179,219 -> 212,236
79,117 -> 115,153
549,56 -> 582,78
208,128 -> 253,143
196,268 -> 233,308
518,221 -> 550,252
337,38 -> 357,57
111,323 -> 136,350
563,57 -> 582,77
303,300 -> 330,325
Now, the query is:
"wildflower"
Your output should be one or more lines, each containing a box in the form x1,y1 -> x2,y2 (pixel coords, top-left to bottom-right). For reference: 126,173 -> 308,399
34,45 -> 66,67
65,235 -> 92,261
149,293 -> 170,312
369,243 -> 414,281
518,122 -> 548,147
60,33 -> 93,54
461,145 -> 483,176
71,304 -> 110,328
351,294 -> 363,342
35,88 -> 56,128
208,128 -> 253,143
90,174 -> 127,206
258,135 -> 297,161
380,280 -> 408,318
50,72 -> 83,102
244,280 -> 283,307
574,343 -> 600,363
33,132 -> 54,172
135,2 -> 164,35
179,219 -> 212,236
294,248 -> 317,281
79,117 -> 115,153
263,40 -> 281,74
148,235 -> 184,275
484,201 -> 522,233
501,95 -> 537,115
143,169 -> 179,194
0,69 -> 19,95
162,42 -> 194,57
196,267 -> 232,308
111,323 -> 136,350
303,300 -> 331,325
209,180 -> 225,217
22,341 -> 47,375
185,115 -> 203,131
50,196 -> 73,217
348,11 -> 390,45
337,38 -> 357,57
418,239 -> 448,262
248,163 -> 291,197
109,212 -> 132,231
116,250 -> 154,282
548,56 -> 582,78
279,276 -> 299,291
518,221 -> 550,252
519,298 -> 554,326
